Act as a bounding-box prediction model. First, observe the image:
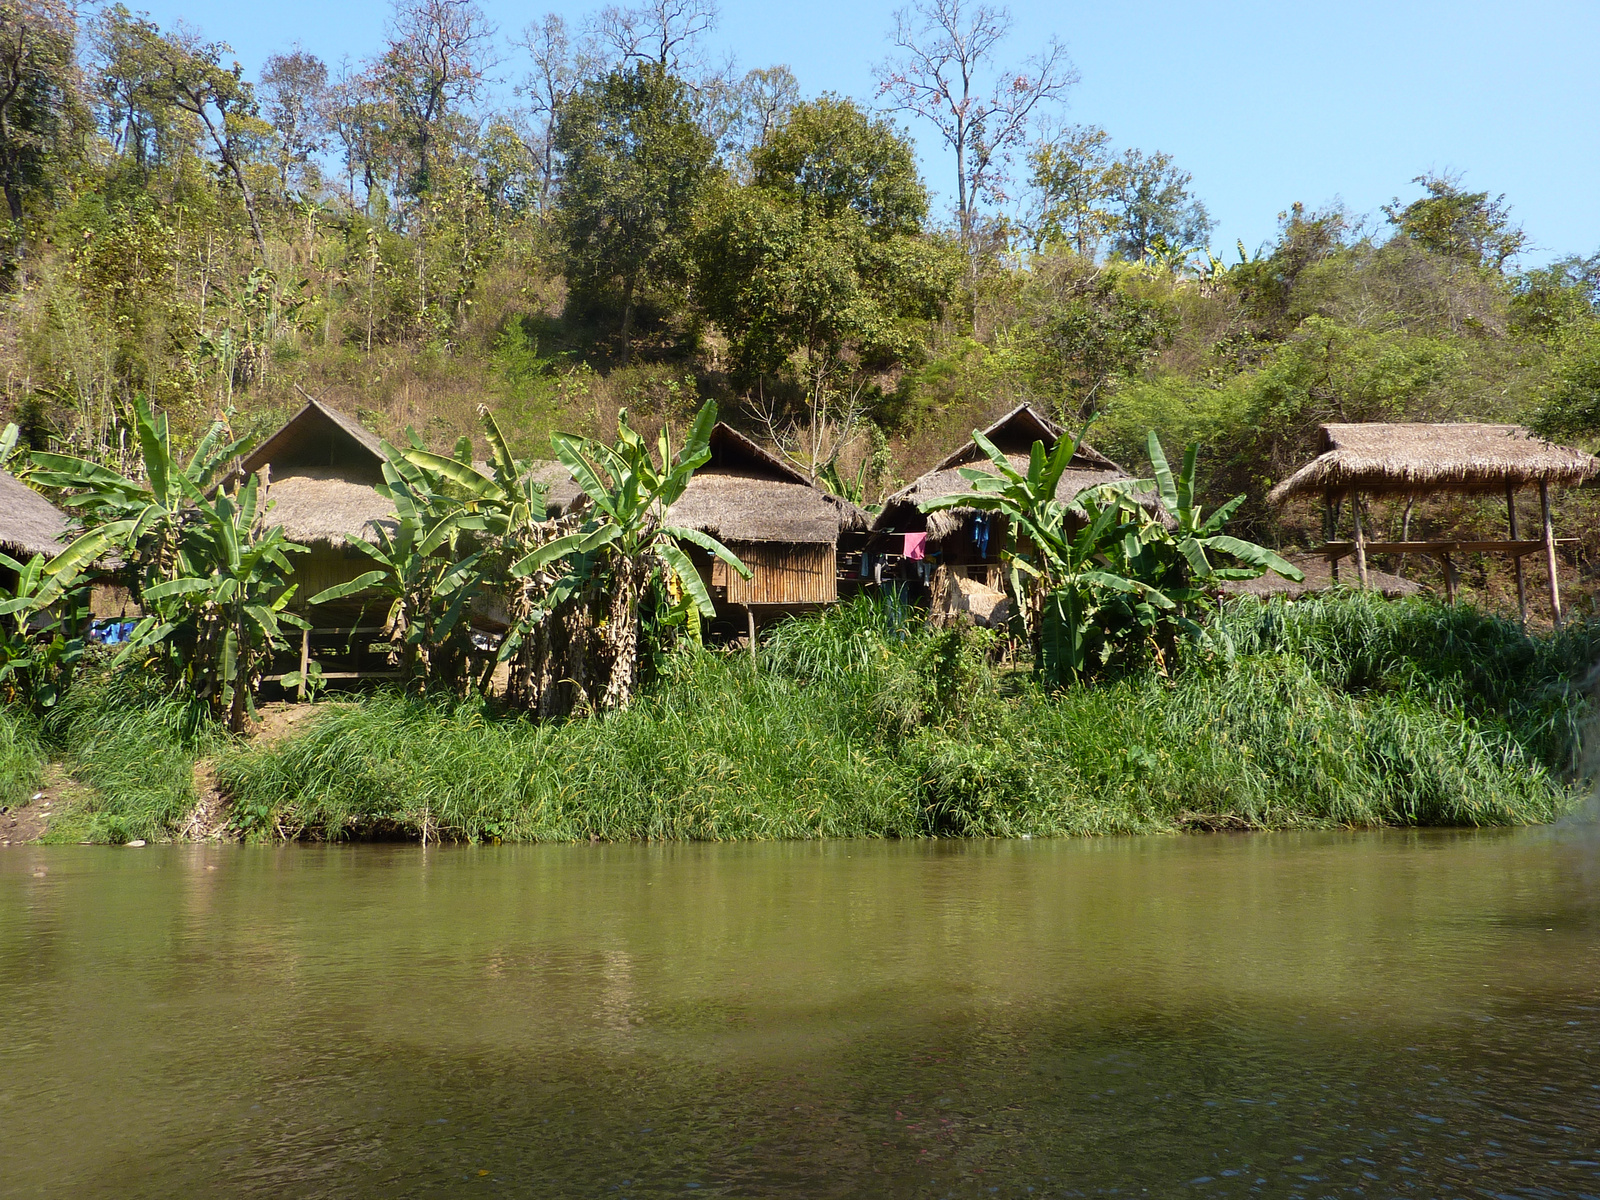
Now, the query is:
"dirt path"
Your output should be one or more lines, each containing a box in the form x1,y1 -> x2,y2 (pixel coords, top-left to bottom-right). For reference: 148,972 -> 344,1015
0,765 -> 96,845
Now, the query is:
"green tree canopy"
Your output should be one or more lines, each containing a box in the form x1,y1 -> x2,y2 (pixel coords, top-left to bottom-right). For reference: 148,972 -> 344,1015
696,95 -> 957,393
553,61 -> 714,363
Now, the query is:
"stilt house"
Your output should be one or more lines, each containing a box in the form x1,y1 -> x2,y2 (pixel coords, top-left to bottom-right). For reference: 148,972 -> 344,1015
238,398 -> 401,688
240,398 -> 396,612
541,422 -> 868,635
1267,422 -> 1600,624
867,404 -> 1136,616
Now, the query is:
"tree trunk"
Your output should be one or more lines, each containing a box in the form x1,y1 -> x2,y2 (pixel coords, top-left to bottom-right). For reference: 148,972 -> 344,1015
618,274 -> 637,366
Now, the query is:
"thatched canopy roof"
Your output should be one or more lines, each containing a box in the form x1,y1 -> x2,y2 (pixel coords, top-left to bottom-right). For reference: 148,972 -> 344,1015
1268,423 -> 1600,504
874,403 -> 1134,540
0,469 -> 70,558
261,468 -> 396,547
537,423 -> 867,545
242,399 -> 393,547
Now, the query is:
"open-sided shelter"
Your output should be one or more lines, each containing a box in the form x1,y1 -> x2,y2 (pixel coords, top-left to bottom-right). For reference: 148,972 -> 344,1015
867,404 -> 1136,610
1268,422 -> 1600,623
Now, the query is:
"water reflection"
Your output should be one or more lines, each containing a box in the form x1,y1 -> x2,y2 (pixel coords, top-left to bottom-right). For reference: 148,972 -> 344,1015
2,832 -> 1597,1198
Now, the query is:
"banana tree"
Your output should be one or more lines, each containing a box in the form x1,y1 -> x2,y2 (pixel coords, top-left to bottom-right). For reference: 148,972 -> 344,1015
304,445 -> 485,694
0,548 -> 95,709
29,396 -> 307,730
922,425 -> 1302,684
510,400 -> 748,715
393,407 -> 573,700
923,425 -> 1180,683
1109,431 -> 1303,591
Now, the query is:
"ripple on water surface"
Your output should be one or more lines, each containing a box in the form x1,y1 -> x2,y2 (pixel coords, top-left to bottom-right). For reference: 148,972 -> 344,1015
2,830 -> 1598,1198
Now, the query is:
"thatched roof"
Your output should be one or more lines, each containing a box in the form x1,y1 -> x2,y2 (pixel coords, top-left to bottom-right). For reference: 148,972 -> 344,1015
261,468 -> 395,547
241,397 -> 387,483
1218,554 -> 1422,600
238,398 -> 393,546
536,423 -> 867,545
0,469 -> 70,558
875,403 -> 1135,540
1268,423 -> 1600,504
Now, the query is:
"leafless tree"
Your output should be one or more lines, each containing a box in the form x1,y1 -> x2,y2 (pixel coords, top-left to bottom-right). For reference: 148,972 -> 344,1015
514,13 -> 596,211
750,355 -> 873,486
589,0 -> 716,74
875,0 -> 1074,245
377,0 -> 495,197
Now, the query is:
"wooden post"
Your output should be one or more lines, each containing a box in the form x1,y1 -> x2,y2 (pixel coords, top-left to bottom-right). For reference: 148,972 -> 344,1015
297,627 -> 310,702
1441,553 -> 1456,605
1397,497 -> 1414,578
1506,484 -> 1527,625
1351,491 -> 1370,590
1326,492 -> 1339,583
746,605 -> 758,659
1541,481 -> 1563,628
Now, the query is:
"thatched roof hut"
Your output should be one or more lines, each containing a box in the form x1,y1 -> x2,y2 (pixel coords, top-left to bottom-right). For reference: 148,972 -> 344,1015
874,403 -> 1133,543
242,399 -> 393,547
1267,423 -> 1600,504
0,469 -> 69,560
542,422 -> 865,609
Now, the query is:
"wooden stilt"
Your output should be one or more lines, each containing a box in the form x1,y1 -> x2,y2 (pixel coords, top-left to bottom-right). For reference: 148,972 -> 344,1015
297,627 -> 310,702
1541,481 -> 1563,628
1351,492 -> 1370,589
1506,484 -> 1527,625
1442,553 -> 1456,605
746,605 -> 758,659
1398,498 -> 1414,578
1326,492 -> 1340,583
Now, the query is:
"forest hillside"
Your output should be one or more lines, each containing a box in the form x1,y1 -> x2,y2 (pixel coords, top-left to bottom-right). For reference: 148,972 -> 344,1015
2,0 -> 1598,607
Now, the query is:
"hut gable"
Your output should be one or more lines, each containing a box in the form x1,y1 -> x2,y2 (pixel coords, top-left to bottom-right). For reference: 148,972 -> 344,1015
875,403 -> 1131,541
0,469 -> 70,559
241,398 -> 387,485
1268,423 -> 1600,504
243,399 -> 394,548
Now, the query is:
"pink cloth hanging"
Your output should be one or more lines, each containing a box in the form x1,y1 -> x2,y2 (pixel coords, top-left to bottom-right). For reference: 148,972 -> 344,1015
903,532 -> 927,561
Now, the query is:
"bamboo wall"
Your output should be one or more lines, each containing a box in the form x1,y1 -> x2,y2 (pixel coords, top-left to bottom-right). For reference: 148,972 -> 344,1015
713,542 -> 837,605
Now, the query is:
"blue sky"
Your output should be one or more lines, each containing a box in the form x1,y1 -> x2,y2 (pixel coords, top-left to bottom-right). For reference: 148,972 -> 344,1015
135,0 -> 1598,265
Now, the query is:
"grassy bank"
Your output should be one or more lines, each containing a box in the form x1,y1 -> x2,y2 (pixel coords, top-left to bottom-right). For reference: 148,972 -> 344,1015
207,594 -> 1590,842
16,676 -> 221,844
4,593 -> 1589,844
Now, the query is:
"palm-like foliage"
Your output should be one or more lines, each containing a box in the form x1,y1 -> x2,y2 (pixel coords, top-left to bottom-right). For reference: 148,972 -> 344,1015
510,400 -> 748,713
0,549 -> 94,708
923,425 -> 1302,684
28,397 -> 307,730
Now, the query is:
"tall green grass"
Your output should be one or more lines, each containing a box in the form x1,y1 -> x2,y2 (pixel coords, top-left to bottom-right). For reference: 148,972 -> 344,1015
215,593 -> 1585,842
34,674 -> 220,844
0,706 -> 45,808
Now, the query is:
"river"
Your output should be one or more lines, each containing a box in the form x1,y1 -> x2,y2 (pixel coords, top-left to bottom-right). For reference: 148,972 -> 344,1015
2,831 -> 1598,1198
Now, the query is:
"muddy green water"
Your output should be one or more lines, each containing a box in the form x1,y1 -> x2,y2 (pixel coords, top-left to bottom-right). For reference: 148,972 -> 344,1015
2,833 -> 1599,1198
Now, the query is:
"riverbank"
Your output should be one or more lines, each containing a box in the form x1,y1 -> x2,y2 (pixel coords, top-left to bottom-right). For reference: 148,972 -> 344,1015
3,593 -> 1593,844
